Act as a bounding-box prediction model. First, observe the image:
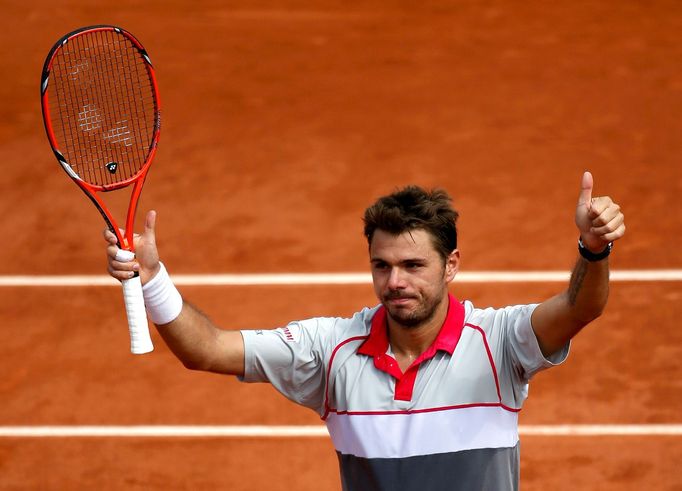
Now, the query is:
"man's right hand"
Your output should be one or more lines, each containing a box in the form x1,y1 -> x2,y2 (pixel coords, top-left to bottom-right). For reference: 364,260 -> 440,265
104,210 -> 161,285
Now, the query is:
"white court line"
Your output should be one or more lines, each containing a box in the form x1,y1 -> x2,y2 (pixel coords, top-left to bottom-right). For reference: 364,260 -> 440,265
0,425 -> 681,437
1,270 -> 682,286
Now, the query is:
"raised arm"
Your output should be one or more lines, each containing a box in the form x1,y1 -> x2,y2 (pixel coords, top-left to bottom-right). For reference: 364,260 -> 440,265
105,210 -> 245,375
531,171 -> 626,357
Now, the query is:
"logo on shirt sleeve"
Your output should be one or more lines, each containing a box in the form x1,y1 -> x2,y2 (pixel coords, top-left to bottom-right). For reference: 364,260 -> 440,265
277,324 -> 302,343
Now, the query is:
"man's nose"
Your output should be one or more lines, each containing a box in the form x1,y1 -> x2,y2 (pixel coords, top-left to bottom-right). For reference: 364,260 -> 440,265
387,267 -> 406,289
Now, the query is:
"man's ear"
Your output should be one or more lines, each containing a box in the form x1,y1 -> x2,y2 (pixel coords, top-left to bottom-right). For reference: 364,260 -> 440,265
445,249 -> 460,282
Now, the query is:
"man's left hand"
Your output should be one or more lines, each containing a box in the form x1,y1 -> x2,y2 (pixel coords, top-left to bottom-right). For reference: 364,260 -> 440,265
575,171 -> 626,252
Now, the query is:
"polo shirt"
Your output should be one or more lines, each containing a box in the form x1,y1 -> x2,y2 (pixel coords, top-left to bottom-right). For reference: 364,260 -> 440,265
240,295 -> 569,491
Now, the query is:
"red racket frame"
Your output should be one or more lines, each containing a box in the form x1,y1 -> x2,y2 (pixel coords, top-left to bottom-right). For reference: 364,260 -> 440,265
40,25 -> 161,251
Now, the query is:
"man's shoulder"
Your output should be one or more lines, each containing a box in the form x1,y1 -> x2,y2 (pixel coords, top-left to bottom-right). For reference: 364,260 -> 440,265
461,300 -> 538,329
292,305 -> 380,338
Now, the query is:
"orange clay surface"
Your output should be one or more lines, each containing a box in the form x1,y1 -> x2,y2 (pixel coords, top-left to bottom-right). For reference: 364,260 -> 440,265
1,1 -> 682,490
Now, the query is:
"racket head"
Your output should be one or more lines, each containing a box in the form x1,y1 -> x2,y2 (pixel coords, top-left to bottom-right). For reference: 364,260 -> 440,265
41,25 -> 161,192
40,25 -> 161,249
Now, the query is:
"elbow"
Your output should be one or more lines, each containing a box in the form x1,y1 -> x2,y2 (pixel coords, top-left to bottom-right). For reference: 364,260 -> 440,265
179,356 -> 211,372
181,359 -> 202,371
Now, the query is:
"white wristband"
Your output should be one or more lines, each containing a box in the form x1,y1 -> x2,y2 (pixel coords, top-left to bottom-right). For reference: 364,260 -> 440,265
142,262 -> 183,325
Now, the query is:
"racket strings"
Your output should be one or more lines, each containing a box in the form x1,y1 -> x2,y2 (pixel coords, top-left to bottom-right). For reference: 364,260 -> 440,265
49,29 -> 158,187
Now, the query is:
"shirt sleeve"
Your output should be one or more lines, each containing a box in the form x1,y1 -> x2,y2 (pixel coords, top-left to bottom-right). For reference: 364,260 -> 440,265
503,303 -> 570,380
240,317 -> 333,415
473,303 -> 570,410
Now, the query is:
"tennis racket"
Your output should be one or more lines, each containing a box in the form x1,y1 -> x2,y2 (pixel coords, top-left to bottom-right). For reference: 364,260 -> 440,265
40,25 -> 161,354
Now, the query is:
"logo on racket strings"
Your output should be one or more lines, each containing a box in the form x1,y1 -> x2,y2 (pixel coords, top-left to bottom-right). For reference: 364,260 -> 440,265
105,162 -> 118,174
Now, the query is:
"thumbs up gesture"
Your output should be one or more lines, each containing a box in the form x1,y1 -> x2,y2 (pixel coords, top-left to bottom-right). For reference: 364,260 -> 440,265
575,172 -> 626,252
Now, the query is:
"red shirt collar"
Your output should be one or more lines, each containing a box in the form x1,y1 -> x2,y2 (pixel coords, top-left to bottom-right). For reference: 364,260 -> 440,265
358,293 -> 465,359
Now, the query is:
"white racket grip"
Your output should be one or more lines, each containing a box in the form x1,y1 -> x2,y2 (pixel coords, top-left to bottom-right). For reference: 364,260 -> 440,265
116,249 -> 154,354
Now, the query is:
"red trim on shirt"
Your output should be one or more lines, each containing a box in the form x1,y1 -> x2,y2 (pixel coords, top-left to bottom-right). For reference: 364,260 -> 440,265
326,401 -> 521,417
322,335 -> 369,420
462,323 -> 518,413
356,294 -> 465,401
464,323 -> 502,402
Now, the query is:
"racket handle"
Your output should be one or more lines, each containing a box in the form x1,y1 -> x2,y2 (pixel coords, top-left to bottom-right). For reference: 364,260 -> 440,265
116,249 -> 154,354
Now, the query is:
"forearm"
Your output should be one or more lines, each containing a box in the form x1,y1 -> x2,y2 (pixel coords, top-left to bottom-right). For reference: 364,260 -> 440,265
154,302 -> 245,375
565,255 -> 609,324
532,254 -> 610,357
143,264 -> 245,375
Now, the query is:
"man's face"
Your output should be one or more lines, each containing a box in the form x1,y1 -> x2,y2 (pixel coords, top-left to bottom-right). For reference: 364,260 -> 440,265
369,229 -> 458,328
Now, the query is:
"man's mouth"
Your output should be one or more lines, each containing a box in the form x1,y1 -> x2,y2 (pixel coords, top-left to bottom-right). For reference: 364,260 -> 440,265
385,294 -> 416,305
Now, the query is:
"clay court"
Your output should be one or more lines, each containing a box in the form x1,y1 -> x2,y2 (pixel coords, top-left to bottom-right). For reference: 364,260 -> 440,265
2,1 -> 682,489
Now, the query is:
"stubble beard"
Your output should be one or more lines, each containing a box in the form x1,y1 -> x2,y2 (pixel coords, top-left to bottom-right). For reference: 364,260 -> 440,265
384,289 -> 446,329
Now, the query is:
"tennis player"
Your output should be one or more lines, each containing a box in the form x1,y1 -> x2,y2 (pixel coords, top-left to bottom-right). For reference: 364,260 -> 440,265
105,171 -> 625,490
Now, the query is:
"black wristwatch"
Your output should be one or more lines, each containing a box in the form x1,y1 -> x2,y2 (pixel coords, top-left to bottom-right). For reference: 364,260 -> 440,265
578,238 -> 612,262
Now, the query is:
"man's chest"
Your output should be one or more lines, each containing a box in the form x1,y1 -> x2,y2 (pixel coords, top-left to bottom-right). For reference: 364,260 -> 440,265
327,327 -> 503,413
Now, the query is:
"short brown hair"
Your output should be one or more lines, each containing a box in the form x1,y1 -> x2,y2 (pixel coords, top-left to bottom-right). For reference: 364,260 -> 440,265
363,185 -> 459,260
